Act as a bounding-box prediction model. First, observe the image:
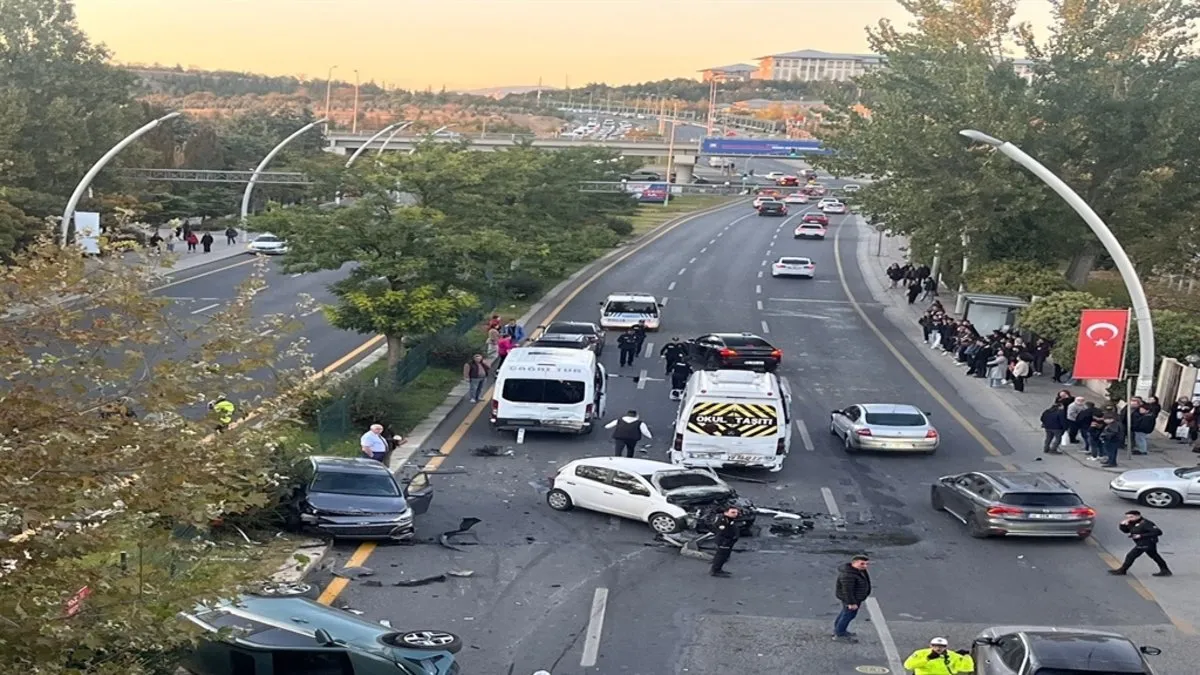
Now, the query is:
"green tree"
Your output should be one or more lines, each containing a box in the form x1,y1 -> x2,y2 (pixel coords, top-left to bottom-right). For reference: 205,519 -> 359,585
0,199 -> 44,256
965,260 -> 1071,299
0,239 -> 311,673
1019,291 -> 1113,370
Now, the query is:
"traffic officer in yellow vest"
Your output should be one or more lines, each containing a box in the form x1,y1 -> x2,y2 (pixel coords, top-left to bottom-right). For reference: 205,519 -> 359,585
209,394 -> 235,432
903,637 -> 973,674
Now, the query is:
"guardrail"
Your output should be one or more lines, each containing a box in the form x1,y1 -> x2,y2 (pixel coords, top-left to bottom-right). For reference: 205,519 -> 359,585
325,131 -> 683,145
578,181 -> 746,196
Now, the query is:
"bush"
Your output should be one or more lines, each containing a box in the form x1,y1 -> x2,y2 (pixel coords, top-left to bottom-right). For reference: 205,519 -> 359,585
424,332 -> 479,368
603,216 -> 634,237
1123,309 -> 1200,374
504,273 -> 544,299
346,382 -> 408,430
965,260 -> 1070,300
1020,291 -> 1113,370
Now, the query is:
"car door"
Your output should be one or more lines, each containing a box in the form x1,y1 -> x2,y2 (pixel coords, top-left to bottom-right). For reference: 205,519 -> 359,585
567,465 -> 615,511
959,474 -> 998,522
833,405 -> 861,437
595,363 -> 608,419
996,635 -> 1028,674
402,476 -> 433,516
604,470 -> 656,520
941,474 -> 978,518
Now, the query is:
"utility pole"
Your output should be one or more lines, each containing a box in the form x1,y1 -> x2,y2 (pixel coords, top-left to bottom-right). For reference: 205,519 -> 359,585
664,101 -> 679,207
352,69 -> 361,134
536,76 -> 543,107
706,79 -> 717,137
658,98 -> 667,135
565,75 -> 571,107
323,65 -> 338,130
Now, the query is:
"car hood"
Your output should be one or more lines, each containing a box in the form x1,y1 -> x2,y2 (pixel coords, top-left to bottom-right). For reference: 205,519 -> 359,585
1114,468 -> 1181,483
663,486 -> 737,506
305,492 -> 408,515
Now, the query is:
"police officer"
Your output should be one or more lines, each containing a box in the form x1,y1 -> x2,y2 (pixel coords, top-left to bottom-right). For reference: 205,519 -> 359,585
669,359 -> 692,400
709,506 -> 740,578
631,321 -> 647,354
902,637 -> 973,674
617,329 -> 639,367
605,410 -> 652,458
659,336 -> 687,376
209,394 -> 235,432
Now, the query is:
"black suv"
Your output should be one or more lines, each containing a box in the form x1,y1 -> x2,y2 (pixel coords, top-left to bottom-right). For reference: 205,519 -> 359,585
756,200 -> 787,217
687,333 -> 782,372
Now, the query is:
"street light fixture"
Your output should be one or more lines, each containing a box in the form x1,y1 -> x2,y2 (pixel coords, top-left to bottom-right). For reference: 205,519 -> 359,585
959,129 -> 1156,397
346,121 -> 411,168
323,66 -> 338,129
241,118 -> 328,223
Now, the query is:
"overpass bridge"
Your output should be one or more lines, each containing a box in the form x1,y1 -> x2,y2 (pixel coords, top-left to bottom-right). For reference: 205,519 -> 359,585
542,100 -> 785,135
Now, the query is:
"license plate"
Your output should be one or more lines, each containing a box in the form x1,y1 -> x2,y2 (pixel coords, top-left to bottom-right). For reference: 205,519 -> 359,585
732,454 -> 763,462
745,360 -> 764,365
544,420 -> 574,427
689,452 -> 723,459
1026,513 -> 1068,520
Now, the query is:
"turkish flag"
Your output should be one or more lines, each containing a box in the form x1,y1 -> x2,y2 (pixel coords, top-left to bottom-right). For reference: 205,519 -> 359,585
1072,309 -> 1131,380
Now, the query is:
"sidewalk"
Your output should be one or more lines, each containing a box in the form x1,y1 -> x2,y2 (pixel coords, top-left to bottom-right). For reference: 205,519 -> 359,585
130,232 -> 259,278
856,220 -> 1196,475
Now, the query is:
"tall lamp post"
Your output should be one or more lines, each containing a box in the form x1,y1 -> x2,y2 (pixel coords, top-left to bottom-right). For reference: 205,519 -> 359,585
351,69 -> 361,134
60,111 -> 181,246
960,129 -> 1156,397
370,121 -> 414,159
323,65 -> 338,129
241,118 -> 328,223
664,102 -> 679,207
346,121 -> 410,168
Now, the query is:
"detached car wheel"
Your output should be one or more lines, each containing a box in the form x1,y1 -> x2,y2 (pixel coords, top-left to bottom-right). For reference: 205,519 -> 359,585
648,512 -> 683,534
395,630 -> 463,654
246,582 -> 317,598
546,488 -> 574,511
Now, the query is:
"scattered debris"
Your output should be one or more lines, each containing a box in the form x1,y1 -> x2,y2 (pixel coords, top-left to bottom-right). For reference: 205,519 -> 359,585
439,517 -> 483,551
333,566 -> 375,579
659,532 -> 715,561
716,472 -> 772,484
379,619 -> 392,628
471,445 -> 514,457
393,574 -> 447,587
362,580 -> 383,587
346,608 -> 364,615
446,569 -> 475,578
421,469 -> 469,475
422,448 -> 450,456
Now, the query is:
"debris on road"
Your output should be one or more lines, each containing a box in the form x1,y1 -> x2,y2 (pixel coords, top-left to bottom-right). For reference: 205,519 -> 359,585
716,472 -> 773,484
659,532 -> 715,560
422,448 -> 450,456
446,569 -> 475,578
471,445 -> 514,457
393,574 -> 447,587
332,566 -> 375,579
439,517 -> 482,551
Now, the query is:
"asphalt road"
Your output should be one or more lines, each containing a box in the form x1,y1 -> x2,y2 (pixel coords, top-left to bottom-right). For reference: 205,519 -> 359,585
312,191 -> 1188,674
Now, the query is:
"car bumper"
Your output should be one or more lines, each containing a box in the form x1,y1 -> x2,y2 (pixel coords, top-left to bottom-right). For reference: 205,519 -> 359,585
600,319 -> 660,331
758,212 -> 787,217
772,269 -> 814,277
719,357 -> 780,370
1108,483 -> 1139,501
671,451 -> 784,472
248,248 -> 287,255
793,234 -> 825,239
983,518 -> 1094,537
492,417 -> 590,433
852,437 -> 939,452
301,515 -> 415,540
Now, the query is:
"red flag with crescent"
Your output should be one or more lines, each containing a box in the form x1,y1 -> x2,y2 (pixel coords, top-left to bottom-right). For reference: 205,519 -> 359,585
1072,309 -> 1131,380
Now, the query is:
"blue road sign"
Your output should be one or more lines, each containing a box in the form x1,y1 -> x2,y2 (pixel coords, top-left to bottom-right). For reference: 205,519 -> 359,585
700,137 -> 829,157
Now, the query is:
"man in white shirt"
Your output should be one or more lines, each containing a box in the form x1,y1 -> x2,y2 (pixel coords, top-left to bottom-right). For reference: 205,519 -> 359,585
360,424 -> 389,462
605,409 -> 652,458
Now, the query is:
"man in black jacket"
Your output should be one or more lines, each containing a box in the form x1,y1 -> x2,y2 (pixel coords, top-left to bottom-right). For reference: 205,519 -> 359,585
1131,404 -> 1156,455
708,507 -> 741,578
1040,402 -> 1067,454
659,337 -> 687,376
1109,510 -> 1171,577
833,555 -> 872,642
617,330 -> 639,367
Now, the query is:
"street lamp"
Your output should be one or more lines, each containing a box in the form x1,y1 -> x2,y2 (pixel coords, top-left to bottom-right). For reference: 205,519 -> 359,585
241,118 -> 329,223
351,69 -> 361,134
346,121 -> 411,168
959,129 -> 1156,397
60,111 -> 181,246
323,66 -> 338,128
373,121 -> 415,158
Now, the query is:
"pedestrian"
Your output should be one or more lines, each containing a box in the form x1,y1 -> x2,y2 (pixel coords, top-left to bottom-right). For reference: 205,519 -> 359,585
360,423 -> 390,463
1109,510 -> 1171,577
832,555 -> 871,643
631,321 -> 647,354
1131,404 -> 1155,455
659,336 -> 687,376
1033,338 -> 1052,376
605,409 -> 651,458
919,276 -> 937,301
148,230 -> 163,255
485,326 -> 501,361
1065,396 -> 1086,444
617,329 -> 639,367
1012,354 -> 1031,392
1097,413 -> 1124,467
165,231 -> 177,253
903,637 -> 973,675
495,333 -> 515,369
225,226 -> 238,245
1074,401 -> 1097,454
708,506 -> 741,578
462,354 -> 490,403
208,394 -> 235,432
906,278 -> 922,304
185,231 -> 199,252
487,314 -> 502,331
500,318 -> 526,344
669,359 -> 692,400
200,231 -> 214,253
985,350 -> 1008,388
1040,402 -> 1066,454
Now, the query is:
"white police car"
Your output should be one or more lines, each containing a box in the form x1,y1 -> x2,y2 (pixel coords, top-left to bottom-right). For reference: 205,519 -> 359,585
599,292 -> 662,331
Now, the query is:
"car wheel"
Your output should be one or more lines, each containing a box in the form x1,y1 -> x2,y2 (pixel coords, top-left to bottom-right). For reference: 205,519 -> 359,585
843,433 -> 856,453
648,512 -> 683,534
246,582 -> 317,598
546,488 -> 574,511
930,487 -> 945,511
967,515 -> 991,539
393,630 -> 463,654
1138,489 -> 1181,509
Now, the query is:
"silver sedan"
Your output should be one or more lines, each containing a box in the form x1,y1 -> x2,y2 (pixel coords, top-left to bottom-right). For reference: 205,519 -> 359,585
829,403 -> 939,454
1109,466 -> 1200,508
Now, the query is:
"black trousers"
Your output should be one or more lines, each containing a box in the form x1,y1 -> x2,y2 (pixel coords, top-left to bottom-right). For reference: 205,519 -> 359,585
613,439 -> 637,457
619,348 -> 636,367
710,543 -> 734,573
1120,543 -> 1170,572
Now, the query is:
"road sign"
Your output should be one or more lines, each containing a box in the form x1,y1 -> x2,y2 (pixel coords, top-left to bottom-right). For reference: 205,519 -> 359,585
700,137 -> 829,157
64,585 -> 92,617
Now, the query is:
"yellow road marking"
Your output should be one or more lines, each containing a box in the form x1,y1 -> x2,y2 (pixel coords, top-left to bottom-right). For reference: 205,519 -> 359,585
315,336 -> 385,378
151,257 -> 257,291
316,198 -> 747,606
836,221 -> 1194,633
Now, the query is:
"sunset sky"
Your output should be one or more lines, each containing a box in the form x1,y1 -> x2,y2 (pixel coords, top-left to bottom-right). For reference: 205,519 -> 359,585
74,0 -> 1054,90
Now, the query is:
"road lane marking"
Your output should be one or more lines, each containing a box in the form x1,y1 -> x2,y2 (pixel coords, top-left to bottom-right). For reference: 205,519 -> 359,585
689,257 -> 696,264
580,588 -> 610,667
258,328 -> 275,337
820,487 -> 841,516
796,419 -> 814,451
302,307 -> 324,317
767,298 -> 858,304
700,247 -> 707,253
755,285 -> 762,294
161,296 -> 221,301
760,320 -> 770,334
151,257 -> 256,292
643,342 -> 654,359
637,369 -> 648,389
315,197 -> 751,607
756,300 -> 763,310
708,239 -> 716,245
865,597 -> 904,674
678,268 -> 687,275
661,297 -> 669,306
757,271 -> 763,278
668,281 -> 677,291
760,260 -> 766,267
190,303 -> 220,315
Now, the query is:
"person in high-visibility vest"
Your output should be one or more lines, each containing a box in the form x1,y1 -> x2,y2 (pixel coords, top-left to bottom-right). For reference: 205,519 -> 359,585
209,394 -> 235,432
903,637 -> 973,674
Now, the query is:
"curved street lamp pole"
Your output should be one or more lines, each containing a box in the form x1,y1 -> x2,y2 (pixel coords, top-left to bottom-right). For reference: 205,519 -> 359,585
241,118 -> 328,223
374,120 -> 414,157
60,112 -> 182,246
346,121 -> 410,168
959,129 -> 1155,397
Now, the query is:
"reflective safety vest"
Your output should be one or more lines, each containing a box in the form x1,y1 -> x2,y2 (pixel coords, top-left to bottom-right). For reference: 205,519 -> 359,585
212,399 -> 235,425
902,649 -> 972,675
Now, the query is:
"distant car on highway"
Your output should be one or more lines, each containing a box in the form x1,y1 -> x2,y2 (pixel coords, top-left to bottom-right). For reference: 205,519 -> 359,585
771,256 -> 815,278
821,201 -> 848,215
817,198 -> 840,209
970,626 -> 1161,675
765,171 -> 786,181
1109,465 -> 1200,508
843,184 -> 862,193
621,170 -> 662,182
247,233 -> 288,255
802,213 -> 829,226
600,292 -> 661,331
783,192 -> 809,204
931,470 -> 1096,539
830,403 -> 939,454
793,223 -> 827,240
776,175 -> 800,186
752,195 -> 772,209
756,200 -> 788,217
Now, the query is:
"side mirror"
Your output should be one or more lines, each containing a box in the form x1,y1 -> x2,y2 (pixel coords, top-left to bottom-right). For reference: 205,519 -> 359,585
973,637 -> 995,647
598,301 -> 605,306
314,628 -> 336,646
1140,646 -> 1162,656
657,303 -> 664,307
924,411 -> 933,416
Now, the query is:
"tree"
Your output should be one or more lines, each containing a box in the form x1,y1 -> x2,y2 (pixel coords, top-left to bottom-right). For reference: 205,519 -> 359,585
0,199 -> 44,257
965,260 -> 1071,299
0,239 -> 312,673
1019,291 -> 1113,370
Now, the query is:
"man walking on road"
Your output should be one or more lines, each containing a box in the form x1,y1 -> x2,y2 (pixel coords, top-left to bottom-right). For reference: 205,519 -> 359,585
708,507 -> 741,578
903,637 -> 974,674
1040,402 -> 1066,454
605,409 -> 651,458
1109,510 -> 1172,577
832,555 -> 871,643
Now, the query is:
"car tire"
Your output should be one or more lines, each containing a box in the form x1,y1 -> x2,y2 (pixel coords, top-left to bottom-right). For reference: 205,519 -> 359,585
648,512 -> 683,534
392,630 -> 463,654
1138,489 -> 1181,509
930,487 -> 944,511
843,433 -> 856,453
546,489 -> 574,511
246,582 -> 318,599
967,515 -> 991,539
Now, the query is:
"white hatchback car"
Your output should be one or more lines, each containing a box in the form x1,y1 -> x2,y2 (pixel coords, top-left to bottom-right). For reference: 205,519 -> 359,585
546,457 -> 739,534
783,192 -> 809,204
817,198 -> 840,209
771,256 -> 815,278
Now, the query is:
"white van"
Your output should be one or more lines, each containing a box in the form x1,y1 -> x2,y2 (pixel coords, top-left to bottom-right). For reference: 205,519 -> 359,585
599,292 -> 662,331
669,369 -> 793,472
491,347 -> 607,435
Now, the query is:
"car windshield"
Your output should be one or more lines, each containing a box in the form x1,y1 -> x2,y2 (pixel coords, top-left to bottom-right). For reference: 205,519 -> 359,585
502,379 -> 586,404
533,338 -> 588,349
720,335 -> 772,348
256,235 -> 281,243
656,472 -> 723,491
546,323 -> 595,335
1175,467 -> 1200,478
1001,492 -> 1084,507
310,471 -> 400,497
800,224 -> 823,229
605,301 -> 657,314
864,412 -> 926,426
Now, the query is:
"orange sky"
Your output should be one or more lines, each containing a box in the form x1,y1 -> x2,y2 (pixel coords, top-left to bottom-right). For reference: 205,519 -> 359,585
74,0 -> 1053,90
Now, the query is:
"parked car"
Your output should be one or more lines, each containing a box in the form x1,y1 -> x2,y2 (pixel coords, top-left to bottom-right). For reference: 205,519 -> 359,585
247,233 -> 288,255
687,332 -> 782,372
180,591 -> 461,675
932,471 -> 1095,539
971,626 -> 1161,674
830,403 -> 938,454
1109,466 -> 1200,508
284,456 -> 433,541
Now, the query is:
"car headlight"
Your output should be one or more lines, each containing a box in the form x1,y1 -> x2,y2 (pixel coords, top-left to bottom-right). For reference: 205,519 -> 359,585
392,508 -> 414,522
1111,478 -> 1125,487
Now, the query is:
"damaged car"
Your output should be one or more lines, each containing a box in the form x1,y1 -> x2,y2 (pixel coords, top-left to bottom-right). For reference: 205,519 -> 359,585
546,457 -> 756,535
284,456 -> 432,541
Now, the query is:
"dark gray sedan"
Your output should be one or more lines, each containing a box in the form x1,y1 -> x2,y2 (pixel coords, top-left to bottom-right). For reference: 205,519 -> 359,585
972,626 -> 1161,674
931,471 -> 1095,539
287,456 -> 432,540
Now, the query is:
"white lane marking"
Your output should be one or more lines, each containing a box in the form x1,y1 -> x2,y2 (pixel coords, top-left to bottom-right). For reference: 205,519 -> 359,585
757,271 -> 763,278
795,419 -> 814,451
302,307 -> 324,317
161,296 -> 221,301
677,268 -> 687,276
760,320 -> 770,334
700,247 -> 708,253
717,231 -> 724,237
820,487 -> 842,517
151,257 -> 256,291
668,281 -> 677,291
866,597 -> 904,674
258,328 -> 275,337
290,273 -> 303,278
755,284 -> 762,294
643,342 -> 654,359
766,297 -> 856,304
190,303 -> 220,315
637,368 -> 648,390
689,257 -> 697,264
760,260 -> 767,267
660,296 -> 669,306
708,239 -> 716,245
756,300 -> 763,310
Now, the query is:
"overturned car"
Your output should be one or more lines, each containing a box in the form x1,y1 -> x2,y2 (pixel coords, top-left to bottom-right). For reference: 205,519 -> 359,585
546,456 -> 757,535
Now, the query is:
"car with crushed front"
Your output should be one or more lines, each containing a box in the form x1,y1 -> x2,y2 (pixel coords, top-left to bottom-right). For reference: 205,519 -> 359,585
931,470 -> 1095,539
284,456 -> 432,541
971,625 -> 1161,674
